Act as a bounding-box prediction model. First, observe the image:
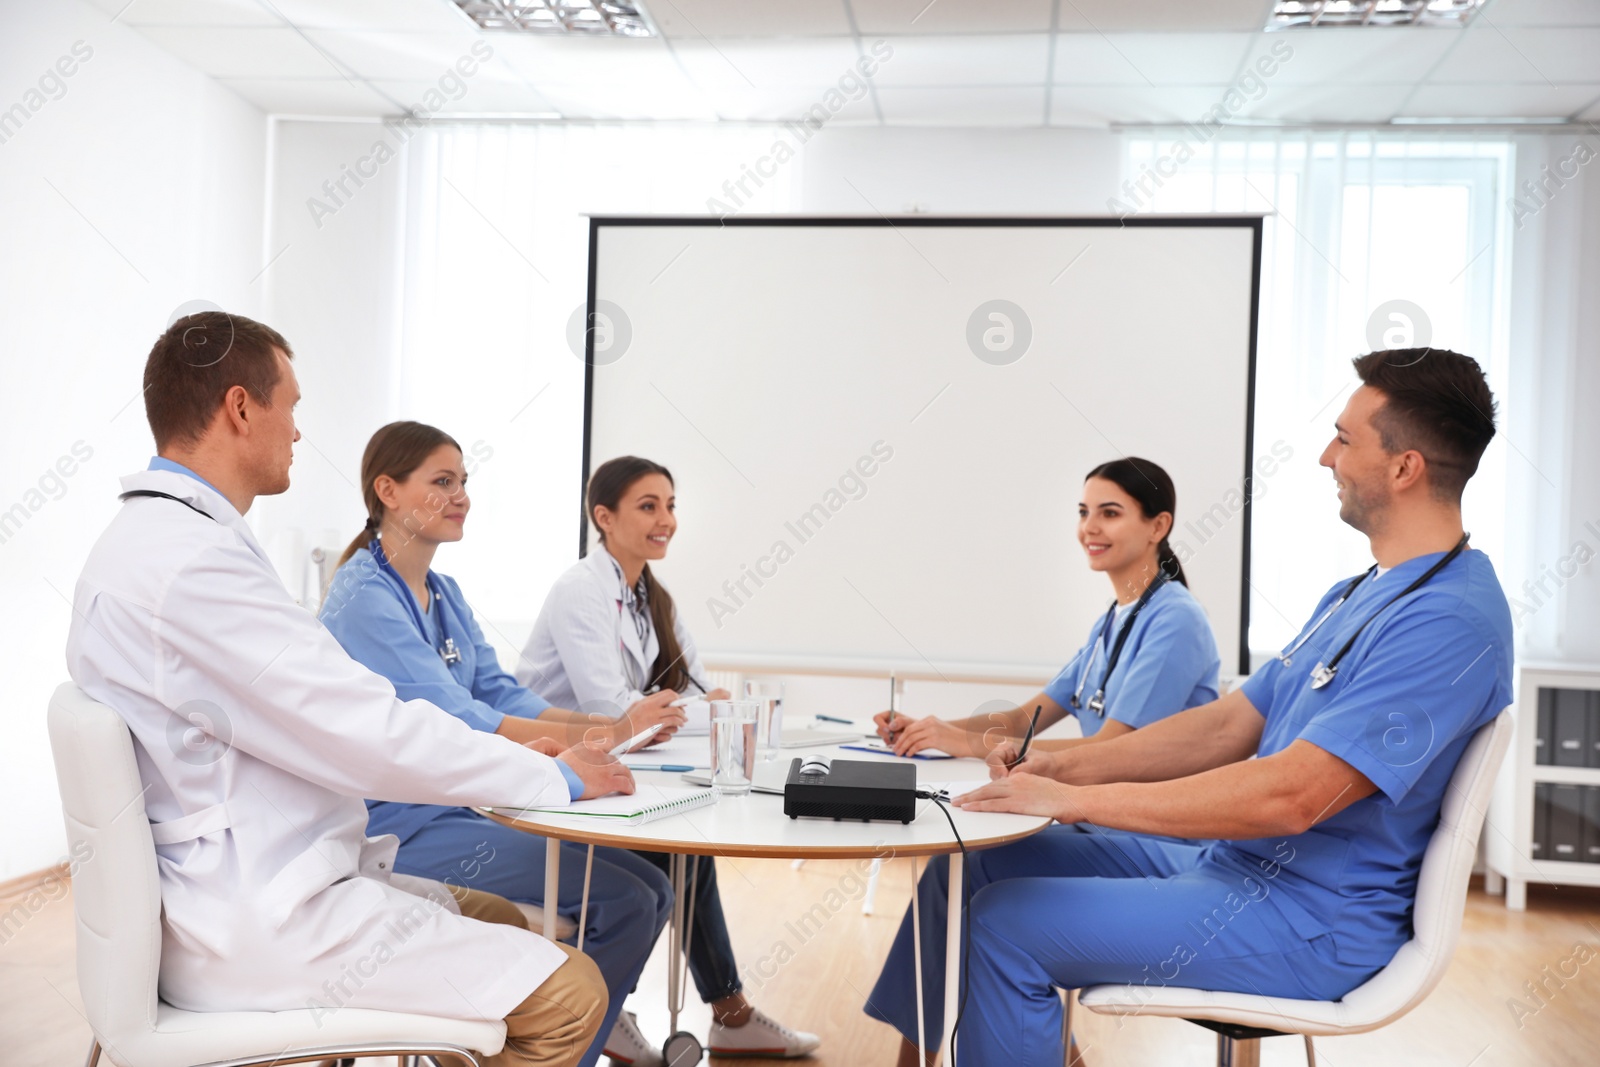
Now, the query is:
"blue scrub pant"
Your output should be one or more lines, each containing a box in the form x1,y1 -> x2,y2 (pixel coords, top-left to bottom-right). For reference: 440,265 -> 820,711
865,825 -> 1378,1067
393,808 -> 672,1067
629,849 -> 745,1003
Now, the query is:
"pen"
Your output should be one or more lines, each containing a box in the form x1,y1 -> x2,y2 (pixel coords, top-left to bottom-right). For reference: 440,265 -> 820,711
625,763 -> 696,773
1008,705 -> 1043,769
815,713 -> 853,724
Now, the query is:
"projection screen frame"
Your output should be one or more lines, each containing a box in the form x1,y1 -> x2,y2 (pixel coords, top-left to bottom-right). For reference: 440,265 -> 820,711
580,215 -> 1263,677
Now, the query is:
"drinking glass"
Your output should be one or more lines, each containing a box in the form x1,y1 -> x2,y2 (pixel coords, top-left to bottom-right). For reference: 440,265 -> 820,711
744,681 -> 785,762
710,700 -> 759,796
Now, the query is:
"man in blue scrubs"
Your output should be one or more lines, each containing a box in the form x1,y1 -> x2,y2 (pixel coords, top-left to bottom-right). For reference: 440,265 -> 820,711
952,349 -> 1512,1066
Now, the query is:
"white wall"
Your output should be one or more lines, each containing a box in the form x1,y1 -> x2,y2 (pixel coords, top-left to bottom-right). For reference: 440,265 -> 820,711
0,0 -> 267,879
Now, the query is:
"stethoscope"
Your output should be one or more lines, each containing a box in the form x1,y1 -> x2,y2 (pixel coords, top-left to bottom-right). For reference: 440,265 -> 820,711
1070,570 -> 1171,717
609,559 -> 709,696
1279,532 -> 1470,691
371,537 -> 462,667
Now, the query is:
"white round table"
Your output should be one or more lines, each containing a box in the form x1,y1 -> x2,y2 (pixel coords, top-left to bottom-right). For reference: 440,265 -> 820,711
485,745 -> 1051,1065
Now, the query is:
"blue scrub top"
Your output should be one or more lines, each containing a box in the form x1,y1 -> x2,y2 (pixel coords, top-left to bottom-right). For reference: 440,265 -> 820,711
319,545 -> 578,842
1041,580 -> 1220,734
1206,547 -> 1512,969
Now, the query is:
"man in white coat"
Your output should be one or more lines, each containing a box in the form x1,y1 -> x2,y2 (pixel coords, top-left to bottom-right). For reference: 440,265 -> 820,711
66,312 -> 623,1067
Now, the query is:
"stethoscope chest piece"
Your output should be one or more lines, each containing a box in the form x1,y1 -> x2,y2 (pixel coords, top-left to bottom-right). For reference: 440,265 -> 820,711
1309,662 -> 1336,690
440,637 -> 463,666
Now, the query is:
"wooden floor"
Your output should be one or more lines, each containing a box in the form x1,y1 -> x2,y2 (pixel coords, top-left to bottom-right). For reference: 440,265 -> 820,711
5,861 -> 1600,1066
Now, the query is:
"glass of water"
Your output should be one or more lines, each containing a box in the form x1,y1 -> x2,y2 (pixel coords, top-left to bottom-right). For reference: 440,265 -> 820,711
710,700 -> 759,796
744,681 -> 785,762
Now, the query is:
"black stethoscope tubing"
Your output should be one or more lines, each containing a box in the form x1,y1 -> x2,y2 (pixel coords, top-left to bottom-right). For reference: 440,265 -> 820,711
1070,569 -> 1172,717
1289,533 -> 1471,690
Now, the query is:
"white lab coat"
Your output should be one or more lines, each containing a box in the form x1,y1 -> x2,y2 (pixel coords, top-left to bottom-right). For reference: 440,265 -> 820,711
65,469 -> 572,1022
517,545 -> 708,714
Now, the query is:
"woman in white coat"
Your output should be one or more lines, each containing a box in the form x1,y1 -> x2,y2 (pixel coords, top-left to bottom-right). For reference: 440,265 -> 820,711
65,312 -> 613,1067
520,456 -> 821,1060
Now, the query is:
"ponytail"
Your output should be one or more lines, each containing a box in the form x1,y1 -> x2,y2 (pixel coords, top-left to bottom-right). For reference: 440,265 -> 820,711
1157,536 -> 1188,588
337,516 -> 381,569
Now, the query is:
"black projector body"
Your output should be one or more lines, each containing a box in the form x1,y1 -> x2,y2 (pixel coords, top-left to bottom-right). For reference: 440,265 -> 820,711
783,757 -> 917,823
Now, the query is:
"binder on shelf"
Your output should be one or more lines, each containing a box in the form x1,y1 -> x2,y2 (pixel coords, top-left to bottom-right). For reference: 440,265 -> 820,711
1590,693 -> 1600,769
1549,783 -> 1584,861
1552,689 -> 1589,768
1532,783 -> 1551,860
1535,689 -> 1555,766
1584,786 -> 1600,864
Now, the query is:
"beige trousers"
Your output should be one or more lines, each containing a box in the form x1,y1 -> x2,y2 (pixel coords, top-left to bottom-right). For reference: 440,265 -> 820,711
453,887 -> 608,1067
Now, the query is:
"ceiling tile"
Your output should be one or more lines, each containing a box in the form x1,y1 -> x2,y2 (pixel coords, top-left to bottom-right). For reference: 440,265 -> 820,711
369,78 -> 557,114
688,83 -> 872,121
850,0 -> 1055,35
133,26 -> 356,78
1429,26 -> 1600,84
1067,0 -> 1270,33
870,34 -> 1051,86
1399,82 -> 1600,119
875,85 -> 1045,125
1048,84 -> 1237,126
304,27 -> 488,81
534,80 -> 720,120
490,34 -> 684,84
90,0 -> 280,25
269,0 -> 478,31
214,76 -> 395,115
669,37 -> 864,91
1235,83 -> 1407,123
1239,27 -> 1458,85
1054,32 -> 1253,85
1484,0 -> 1600,27
648,0 -> 854,36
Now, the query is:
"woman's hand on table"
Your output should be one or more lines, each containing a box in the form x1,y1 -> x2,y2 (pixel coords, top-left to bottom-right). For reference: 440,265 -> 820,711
615,690 -> 687,751
874,711 -> 976,757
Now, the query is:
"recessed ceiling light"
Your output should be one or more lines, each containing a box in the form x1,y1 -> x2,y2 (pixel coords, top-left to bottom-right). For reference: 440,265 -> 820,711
1267,0 -> 1486,29
451,1 -> 655,37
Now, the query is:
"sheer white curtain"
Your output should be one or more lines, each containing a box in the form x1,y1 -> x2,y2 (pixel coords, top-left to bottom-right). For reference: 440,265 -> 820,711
392,123 -> 798,646
1121,133 -> 1516,659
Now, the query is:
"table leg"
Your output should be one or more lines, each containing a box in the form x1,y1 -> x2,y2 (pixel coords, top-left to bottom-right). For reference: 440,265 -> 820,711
911,857 -> 926,1067
941,851 -> 964,1066
542,837 -> 562,941
669,853 -> 685,1035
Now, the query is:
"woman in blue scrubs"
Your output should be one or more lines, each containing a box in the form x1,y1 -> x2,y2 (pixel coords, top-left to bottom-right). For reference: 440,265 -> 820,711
319,421 -> 686,1067
864,456 -> 1221,1066
518,455 -> 821,1061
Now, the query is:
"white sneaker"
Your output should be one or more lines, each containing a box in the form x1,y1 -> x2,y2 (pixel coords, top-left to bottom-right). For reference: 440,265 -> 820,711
708,1006 -> 821,1059
604,1009 -> 665,1066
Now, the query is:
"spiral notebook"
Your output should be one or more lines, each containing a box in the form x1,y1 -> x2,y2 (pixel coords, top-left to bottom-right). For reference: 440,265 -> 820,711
493,784 -> 715,826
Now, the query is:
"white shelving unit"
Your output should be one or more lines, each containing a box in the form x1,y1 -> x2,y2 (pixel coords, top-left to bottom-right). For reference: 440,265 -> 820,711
1484,662 -> 1600,910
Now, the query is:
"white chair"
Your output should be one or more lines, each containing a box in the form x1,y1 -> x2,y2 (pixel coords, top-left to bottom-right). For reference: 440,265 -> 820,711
1077,709 -> 1512,1067
48,682 -> 509,1067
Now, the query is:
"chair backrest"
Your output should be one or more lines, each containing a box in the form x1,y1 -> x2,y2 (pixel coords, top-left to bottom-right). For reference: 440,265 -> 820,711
1327,707 -> 1513,1027
48,682 -> 164,1047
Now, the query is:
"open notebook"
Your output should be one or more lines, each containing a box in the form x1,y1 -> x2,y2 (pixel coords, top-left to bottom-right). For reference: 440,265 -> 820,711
490,784 -> 715,826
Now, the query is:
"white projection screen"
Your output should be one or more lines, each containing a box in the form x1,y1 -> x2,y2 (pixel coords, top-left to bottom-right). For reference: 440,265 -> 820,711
582,218 -> 1261,677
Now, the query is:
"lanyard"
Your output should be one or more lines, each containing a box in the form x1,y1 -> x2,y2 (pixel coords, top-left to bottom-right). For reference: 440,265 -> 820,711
1305,533 -> 1470,689
1070,571 -> 1169,717
370,539 -> 462,666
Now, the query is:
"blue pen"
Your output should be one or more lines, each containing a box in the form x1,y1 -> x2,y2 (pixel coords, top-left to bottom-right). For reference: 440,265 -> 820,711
627,763 -> 697,772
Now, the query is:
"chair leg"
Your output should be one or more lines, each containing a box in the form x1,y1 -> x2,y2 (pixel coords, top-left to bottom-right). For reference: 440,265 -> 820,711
1303,1035 -> 1316,1067
82,1039 -> 101,1067
1217,1034 -> 1261,1067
